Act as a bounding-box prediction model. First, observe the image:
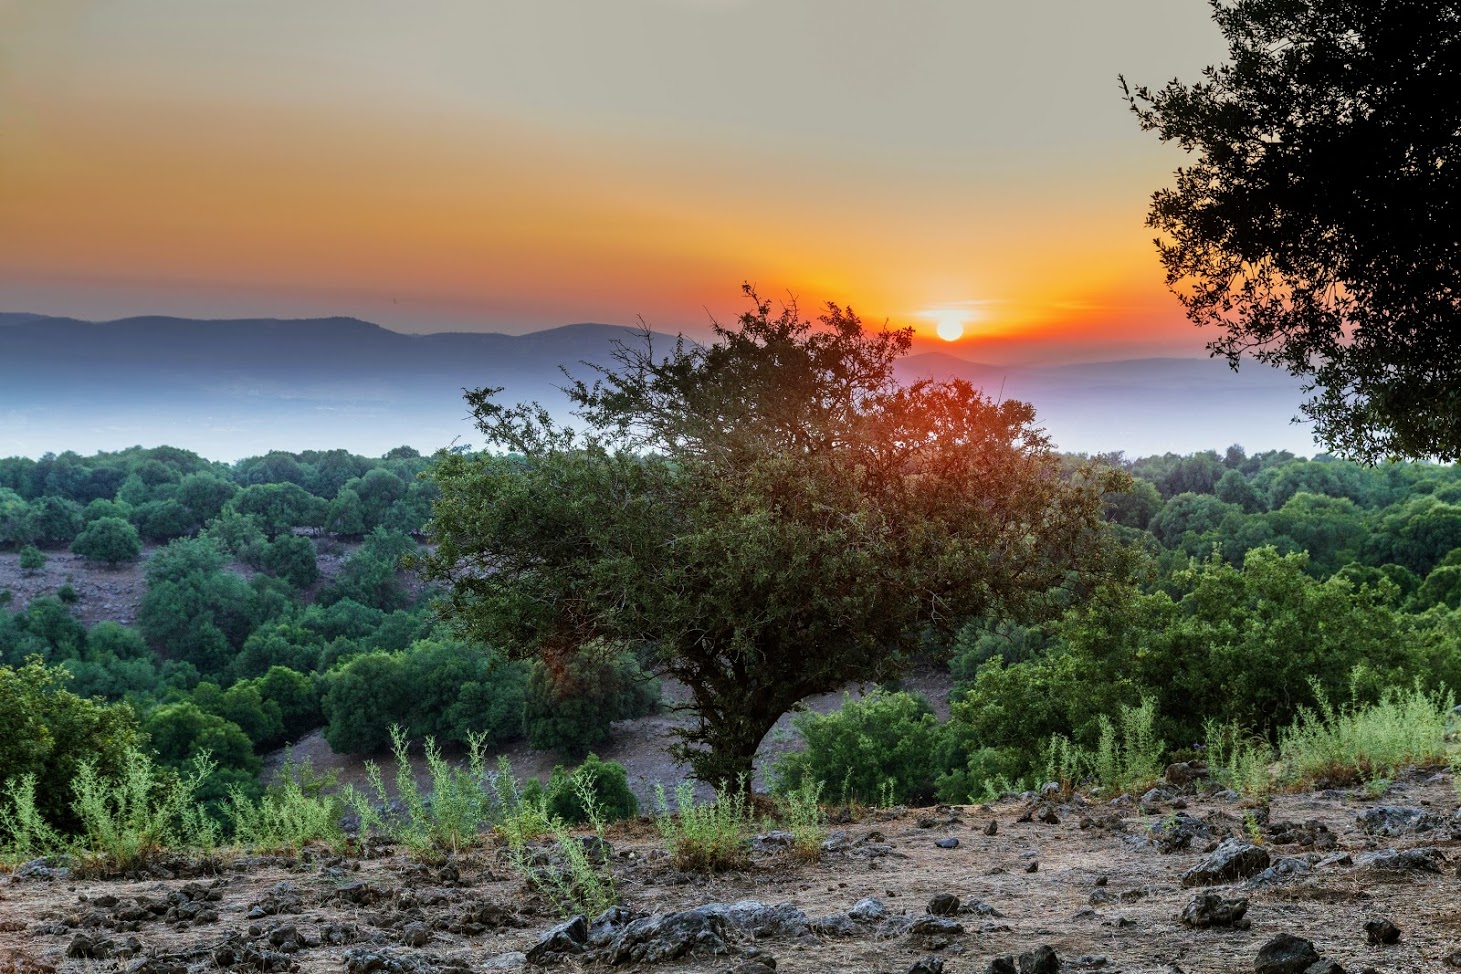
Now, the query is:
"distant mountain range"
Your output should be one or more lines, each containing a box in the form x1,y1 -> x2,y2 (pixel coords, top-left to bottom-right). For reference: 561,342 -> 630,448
0,313 -> 1319,460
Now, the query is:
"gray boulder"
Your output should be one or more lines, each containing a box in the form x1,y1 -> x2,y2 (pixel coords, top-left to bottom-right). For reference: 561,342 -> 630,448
1182,839 -> 1271,886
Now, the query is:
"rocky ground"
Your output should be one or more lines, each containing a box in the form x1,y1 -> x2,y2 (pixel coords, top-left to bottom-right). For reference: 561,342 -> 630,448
5,766 -> 1461,974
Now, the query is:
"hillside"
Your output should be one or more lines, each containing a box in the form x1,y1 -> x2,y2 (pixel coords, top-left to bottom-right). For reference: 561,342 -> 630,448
0,314 -> 1317,459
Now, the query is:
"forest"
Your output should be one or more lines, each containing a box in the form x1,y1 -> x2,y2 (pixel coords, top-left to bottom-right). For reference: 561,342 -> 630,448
3,438 -> 1461,847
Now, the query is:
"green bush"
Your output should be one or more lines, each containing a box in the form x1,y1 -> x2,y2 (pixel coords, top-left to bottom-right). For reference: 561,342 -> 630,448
531,754 -> 638,825
0,659 -> 140,833
774,690 -> 945,805
71,517 -> 142,565
524,649 -> 659,757
17,545 -> 45,575
654,780 -> 754,872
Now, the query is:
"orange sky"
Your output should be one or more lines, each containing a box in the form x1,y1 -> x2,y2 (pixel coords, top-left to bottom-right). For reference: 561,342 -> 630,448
0,0 -> 1229,363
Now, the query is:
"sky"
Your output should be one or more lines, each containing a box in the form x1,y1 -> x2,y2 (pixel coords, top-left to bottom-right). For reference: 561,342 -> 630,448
0,0 -> 1231,364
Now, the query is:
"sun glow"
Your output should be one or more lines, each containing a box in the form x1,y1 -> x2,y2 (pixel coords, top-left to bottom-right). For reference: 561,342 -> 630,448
923,307 -> 975,342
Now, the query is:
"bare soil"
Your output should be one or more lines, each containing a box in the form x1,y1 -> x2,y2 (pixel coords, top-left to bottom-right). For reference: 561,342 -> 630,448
4,772 -> 1460,973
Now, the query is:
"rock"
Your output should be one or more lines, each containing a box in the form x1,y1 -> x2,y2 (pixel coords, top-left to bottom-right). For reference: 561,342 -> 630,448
604,907 -> 732,964
1318,852 -> 1353,868
1182,839 -> 1271,886
1363,918 -> 1401,945
1165,762 -> 1198,786
906,916 -> 965,936
753,831 -> 796,851
1356,847 -> 1445,873
1038,805 -> 1060,825
480,953 -> 527,971
399,922 -> 431,948
725,962 -> 778,974
848,898 -> 889,923
1253,934 -> 1320,974
903,959 -> 944,974
985,819 -> 999,836
1025,860 -> 1040,873
1149,812 -> 1214,853
1179,891 -> 1250,929
1141,787 -> 1175,806
1250,856 -> 1315,886
986,959 -> 1018,974
1357,805 -> 1439,836
66,934 -> 114,960
935,837 -> 960,849
928,893 -> 960,916
526,915 -> 589,963
1019,945 -> 1061,973
1301,962 -> 1344,974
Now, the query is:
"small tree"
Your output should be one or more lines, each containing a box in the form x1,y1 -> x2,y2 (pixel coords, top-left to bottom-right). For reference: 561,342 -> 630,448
18,545 -> 46,576
422,287 -> 1128,786
71,517 -> 143,566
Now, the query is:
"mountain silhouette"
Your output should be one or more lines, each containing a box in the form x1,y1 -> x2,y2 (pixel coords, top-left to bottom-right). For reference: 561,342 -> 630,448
0,314 -> 1316,459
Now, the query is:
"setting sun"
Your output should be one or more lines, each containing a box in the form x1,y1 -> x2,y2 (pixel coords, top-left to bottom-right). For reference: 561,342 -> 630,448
923,307 -> 974,342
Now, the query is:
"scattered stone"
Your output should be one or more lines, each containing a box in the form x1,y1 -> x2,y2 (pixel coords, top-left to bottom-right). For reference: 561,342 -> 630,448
1357,805 -> 1439,837
724,961 -> 778,974
1356,847 -> 1445,873
902,958 -> 944,974
1363,918 -> 1401,945
927,893 -> 960,916
1025,860 -> 1040,873
399,921 -> 431,948
752,832 -> 795,852
66,934 -> 113,960
604,907 -> 731,964
1302,961 -> 1344,974
1165,762 -> 1198,786
986,958 -> 1018,974
480,954 -> 527,971
526,915 -> 589,963
985,820 -> 999,836
1149,813 -> 1214,853
848,898 -> 889,924
1019,945 -> 1061,973
1250,856 -> 1315,886
1179,891 -> 1250,930
935,838 -> 960,849
1253,934 -> 1320,974
1182,839 -> 1271,886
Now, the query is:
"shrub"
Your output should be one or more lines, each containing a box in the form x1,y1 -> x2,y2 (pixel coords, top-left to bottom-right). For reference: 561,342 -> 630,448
774,690 -> 944,806
259,534 -> 319,589
17,546 -> 45,575
1278,684 -> 1452,788
0,659 -> 140,833
70,517 -> 142,565
71,748 -> 219,874
343,727 -> 495,860
534,754 -> 638,826
654,780 -> 754,872
524,649 -> 660,757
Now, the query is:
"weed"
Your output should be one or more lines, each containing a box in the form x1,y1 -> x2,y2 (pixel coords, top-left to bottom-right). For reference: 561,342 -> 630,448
497,762 -> 617,918
776,779 -> 826,861
0,775 -> 65,866
1093,697 -> 1164,794
1042,734 -> 1087,795
1204,720 -> 1275,798
70,748 -> 216,875
343,727 -> 496,861
1279,684 -> 1451,788
1242,810 -> 1264,845
230,778 -> 345,854
654,779 -> 754,871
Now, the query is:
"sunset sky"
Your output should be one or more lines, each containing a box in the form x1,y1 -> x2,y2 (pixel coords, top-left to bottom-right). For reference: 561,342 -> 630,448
0,0 -> 1229,364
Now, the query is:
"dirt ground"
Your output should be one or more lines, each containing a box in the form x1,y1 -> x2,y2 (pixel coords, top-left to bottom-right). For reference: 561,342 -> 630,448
3,770 -> 1460,973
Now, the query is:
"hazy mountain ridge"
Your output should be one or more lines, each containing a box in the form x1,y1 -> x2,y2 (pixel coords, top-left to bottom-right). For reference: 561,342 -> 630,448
0,313 -> 1317,459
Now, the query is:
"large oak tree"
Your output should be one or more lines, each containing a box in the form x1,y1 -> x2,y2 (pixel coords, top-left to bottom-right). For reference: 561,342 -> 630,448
1123,0 -> 1461,461
421,289 -> 1128,785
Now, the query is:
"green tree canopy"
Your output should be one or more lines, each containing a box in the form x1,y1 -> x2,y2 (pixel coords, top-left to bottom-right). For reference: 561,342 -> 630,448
422,288 -> 1128,784
1123,0 -> 1461,460
71,516 -> 143,565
